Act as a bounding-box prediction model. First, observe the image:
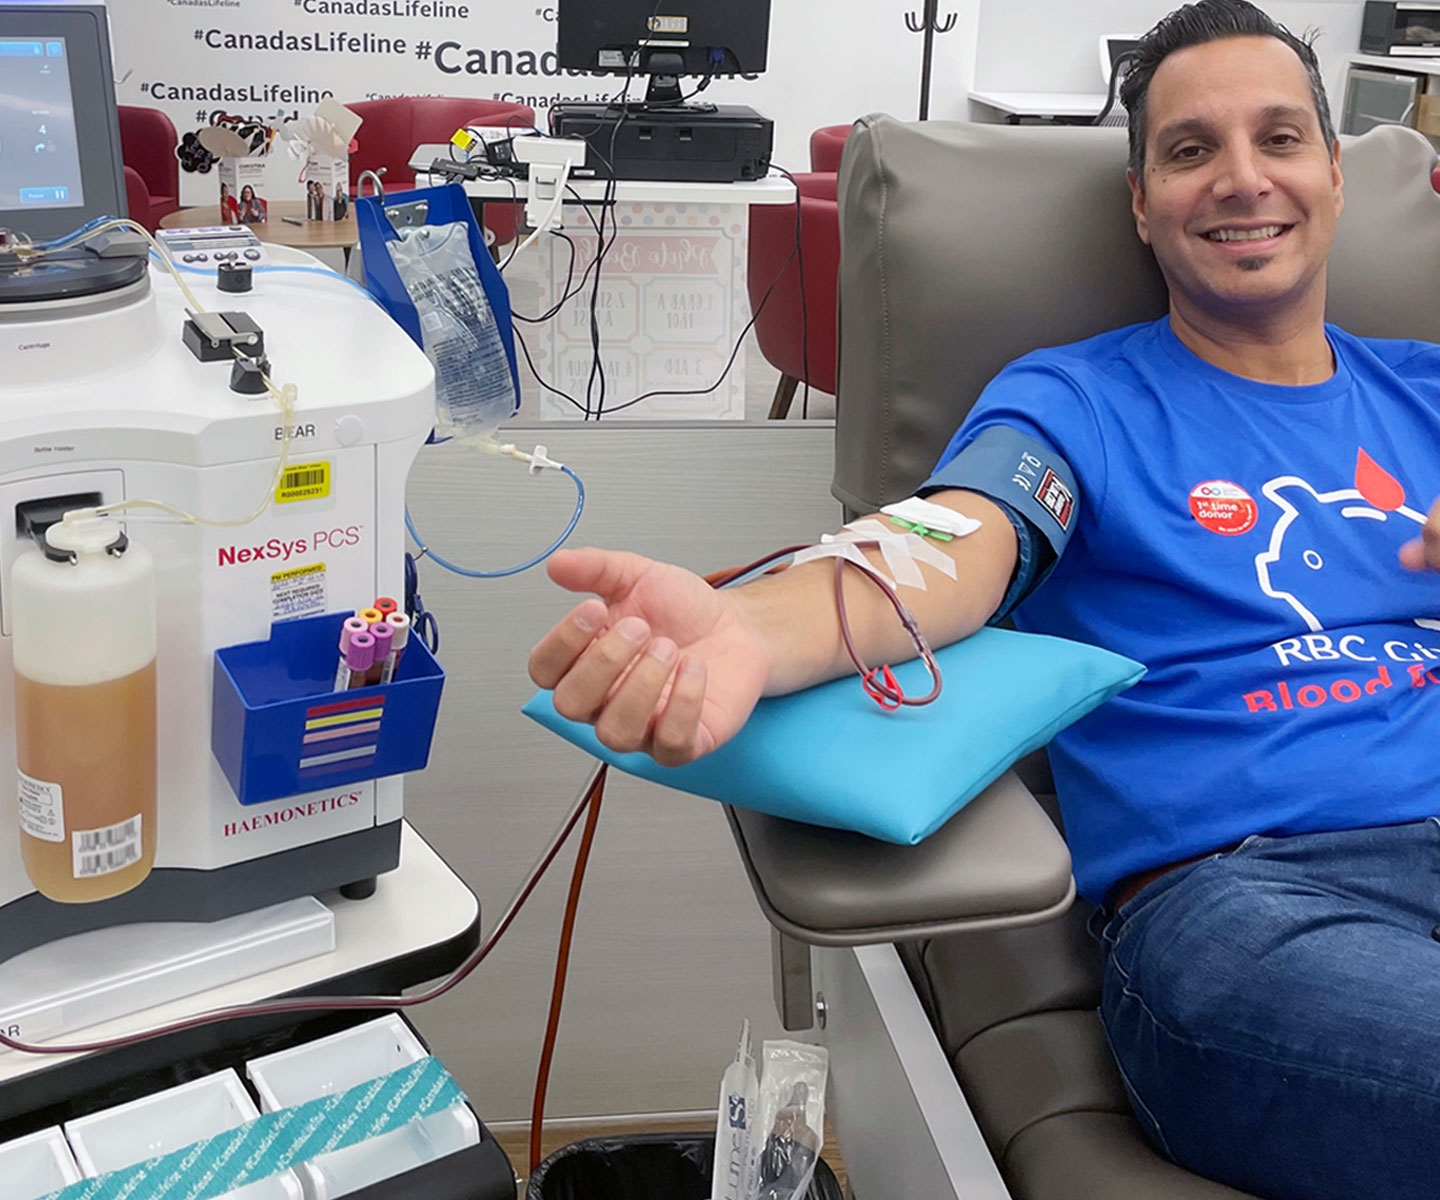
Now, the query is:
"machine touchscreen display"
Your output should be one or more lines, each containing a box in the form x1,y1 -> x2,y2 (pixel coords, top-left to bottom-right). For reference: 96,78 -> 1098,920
0,36 -> 84,213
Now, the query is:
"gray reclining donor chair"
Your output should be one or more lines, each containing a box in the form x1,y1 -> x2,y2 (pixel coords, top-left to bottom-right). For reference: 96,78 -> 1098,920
726,116 -> 1440,1200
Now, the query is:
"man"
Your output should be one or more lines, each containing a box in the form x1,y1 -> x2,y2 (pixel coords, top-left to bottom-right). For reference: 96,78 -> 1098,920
529,3 -> 1440,1197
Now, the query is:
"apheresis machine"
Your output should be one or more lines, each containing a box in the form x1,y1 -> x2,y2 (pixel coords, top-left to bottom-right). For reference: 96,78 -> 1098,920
0,3 -> 436,964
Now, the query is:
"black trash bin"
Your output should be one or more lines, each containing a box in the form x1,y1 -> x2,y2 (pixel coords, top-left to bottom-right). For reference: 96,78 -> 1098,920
526,1131 -> 844,1200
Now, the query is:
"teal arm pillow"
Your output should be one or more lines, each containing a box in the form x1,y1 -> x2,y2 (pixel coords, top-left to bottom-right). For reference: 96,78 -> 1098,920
522,626 -> 1144,845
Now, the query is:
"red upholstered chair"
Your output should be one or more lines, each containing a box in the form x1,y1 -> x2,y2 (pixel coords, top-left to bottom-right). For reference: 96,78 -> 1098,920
117,106 -> 181,232
347,97 -> 535,245
747,173 -> 840,418
123,166 -> 151,231
809,124 -> 854,174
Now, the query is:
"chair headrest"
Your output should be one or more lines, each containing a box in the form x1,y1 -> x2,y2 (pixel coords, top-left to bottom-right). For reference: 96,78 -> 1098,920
833,116 -> 1440,514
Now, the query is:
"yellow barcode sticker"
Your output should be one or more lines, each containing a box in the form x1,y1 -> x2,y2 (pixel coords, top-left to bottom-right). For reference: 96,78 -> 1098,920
275,461 -> 331,504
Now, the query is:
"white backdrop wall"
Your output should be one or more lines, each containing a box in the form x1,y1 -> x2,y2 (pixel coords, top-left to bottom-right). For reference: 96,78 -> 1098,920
107,0 -> 982,203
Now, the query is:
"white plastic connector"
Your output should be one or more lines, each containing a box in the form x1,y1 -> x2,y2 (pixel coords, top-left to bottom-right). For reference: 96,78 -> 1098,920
511,136 -> 589,170
527,443 -> 562,474
513,137 -> 588,234
469,437 -> 564,473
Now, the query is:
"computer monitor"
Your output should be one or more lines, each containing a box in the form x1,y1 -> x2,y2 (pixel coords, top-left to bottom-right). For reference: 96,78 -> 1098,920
556,0 -> 771,105
1099,34 -> 1142,88
0,4 -> 126,242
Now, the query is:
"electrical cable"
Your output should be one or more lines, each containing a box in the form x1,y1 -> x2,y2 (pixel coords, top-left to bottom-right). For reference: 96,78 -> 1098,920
0,763 -> 610,1056
513,324 -> 588,415
533,160 -> 803,419
583,68 -> 639,420
512,230 -> 579,324
404,460 -> 585,579
503,172 -> 570,270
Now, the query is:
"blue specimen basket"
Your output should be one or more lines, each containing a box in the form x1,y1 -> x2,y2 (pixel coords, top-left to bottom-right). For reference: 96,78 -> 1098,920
355,181 -> 521,444
212,612 -> 445,806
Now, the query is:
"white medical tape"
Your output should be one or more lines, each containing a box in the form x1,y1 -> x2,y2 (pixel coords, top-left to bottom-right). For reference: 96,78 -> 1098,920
790,520 -> 958,592
880,496 -> 983,538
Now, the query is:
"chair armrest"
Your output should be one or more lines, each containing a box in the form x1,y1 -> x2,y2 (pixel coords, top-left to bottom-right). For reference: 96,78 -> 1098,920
725,769 -> 1074,947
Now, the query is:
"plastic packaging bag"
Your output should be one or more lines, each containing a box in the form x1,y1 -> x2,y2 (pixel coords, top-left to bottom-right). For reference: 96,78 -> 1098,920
747,1041 -> 828,1200
386,220 -> 516,439
710,1022 -> 759,1200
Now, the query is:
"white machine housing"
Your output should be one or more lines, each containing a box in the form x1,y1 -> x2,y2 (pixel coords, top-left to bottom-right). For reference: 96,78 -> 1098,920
0,251 -> 435,960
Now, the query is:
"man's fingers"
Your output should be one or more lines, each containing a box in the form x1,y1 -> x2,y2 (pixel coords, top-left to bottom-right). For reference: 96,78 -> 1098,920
594,637 -> 679,754
650,658 -> 709,767
528,599 -> 609,688
1401,521 -> 1440,573
551,615 -> 652,724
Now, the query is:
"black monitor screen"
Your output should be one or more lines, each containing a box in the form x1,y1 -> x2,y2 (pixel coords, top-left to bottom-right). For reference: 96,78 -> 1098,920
557,0 -> 770,78
0,6 -> 124,241
0,36 -> 85,213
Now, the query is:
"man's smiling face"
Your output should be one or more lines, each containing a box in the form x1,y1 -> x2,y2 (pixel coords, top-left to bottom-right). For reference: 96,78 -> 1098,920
1129,35 -> 1344,323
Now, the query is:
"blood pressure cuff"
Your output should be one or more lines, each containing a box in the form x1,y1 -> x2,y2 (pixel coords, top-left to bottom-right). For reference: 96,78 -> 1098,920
920,425 -> 1080,619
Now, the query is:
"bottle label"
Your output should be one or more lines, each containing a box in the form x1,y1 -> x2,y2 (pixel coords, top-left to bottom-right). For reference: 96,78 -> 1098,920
73,814 -> 142,879
18,770 -> 64,843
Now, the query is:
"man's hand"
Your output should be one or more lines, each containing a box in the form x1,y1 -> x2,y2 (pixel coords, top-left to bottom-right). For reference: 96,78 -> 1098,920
528,548 -> 771,766
1400,497 -> 1440,572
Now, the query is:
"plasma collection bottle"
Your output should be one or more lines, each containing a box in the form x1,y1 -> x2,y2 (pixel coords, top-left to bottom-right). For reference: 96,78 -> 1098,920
11,517 -> 158,903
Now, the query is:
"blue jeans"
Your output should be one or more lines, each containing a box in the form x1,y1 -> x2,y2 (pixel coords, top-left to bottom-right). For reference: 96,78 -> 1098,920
1099,820 -> 1440,1200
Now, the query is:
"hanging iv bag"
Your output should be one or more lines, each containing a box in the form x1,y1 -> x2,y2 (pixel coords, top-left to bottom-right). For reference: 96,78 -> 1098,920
386,221 -> 518,440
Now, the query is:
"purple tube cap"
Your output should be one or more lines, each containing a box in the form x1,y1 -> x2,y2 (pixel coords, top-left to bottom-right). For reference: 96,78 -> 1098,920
346,630 -> 376,672
339,616 -> 369,653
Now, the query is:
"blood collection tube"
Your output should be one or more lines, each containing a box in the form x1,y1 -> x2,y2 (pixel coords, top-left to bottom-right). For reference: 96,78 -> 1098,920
358,607 -> 385,628
332,616 -> 370,691
381,612 -> 410,683
363,622 -> 393,686
374,597 -> 398,619
343,630 -> 376,690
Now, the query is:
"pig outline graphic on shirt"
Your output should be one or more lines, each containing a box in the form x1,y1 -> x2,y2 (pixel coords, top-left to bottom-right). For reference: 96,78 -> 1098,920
1253,448 -> 1432,633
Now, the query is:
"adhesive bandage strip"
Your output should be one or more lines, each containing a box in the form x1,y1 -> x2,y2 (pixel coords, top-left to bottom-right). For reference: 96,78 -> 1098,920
791,520 -> 959,591
880,496 -> 983,540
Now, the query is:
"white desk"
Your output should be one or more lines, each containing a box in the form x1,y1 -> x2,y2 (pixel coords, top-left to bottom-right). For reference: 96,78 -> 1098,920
968,90 -> 1108,122
409,145 -> 797,421
0,822 -> 477,1109
409,145 -> 795,206
1350,52 -> 1440,76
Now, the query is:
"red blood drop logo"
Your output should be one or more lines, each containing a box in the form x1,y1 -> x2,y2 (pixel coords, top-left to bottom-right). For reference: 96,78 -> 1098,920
1189,480 -> 1258,535
1354,447 -> 1405,511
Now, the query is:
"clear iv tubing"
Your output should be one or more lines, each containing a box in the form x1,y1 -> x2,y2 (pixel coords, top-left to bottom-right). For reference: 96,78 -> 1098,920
0,762 -> 609,1057
404,459 -> 585,578
35,217 -> 299,531
157,255 -> 381,304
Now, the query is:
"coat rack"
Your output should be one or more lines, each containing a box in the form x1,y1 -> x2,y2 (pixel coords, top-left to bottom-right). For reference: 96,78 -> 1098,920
905,0 -> 957,121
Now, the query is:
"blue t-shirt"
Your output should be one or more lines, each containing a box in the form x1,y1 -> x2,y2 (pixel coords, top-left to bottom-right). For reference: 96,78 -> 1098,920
929,317 -> 1440,904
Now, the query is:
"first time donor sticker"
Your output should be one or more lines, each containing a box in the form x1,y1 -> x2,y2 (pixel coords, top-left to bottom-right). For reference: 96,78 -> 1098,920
1190,480 -> 1258,536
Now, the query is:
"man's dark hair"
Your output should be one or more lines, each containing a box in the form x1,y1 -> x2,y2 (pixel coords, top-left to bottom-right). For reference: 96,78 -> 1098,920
1119,0 -> 1337,177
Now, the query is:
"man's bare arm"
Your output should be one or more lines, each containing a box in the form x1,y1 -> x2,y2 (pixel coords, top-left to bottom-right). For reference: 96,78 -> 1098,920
732,489 -> 1019,695
528,488 -> 1019,765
